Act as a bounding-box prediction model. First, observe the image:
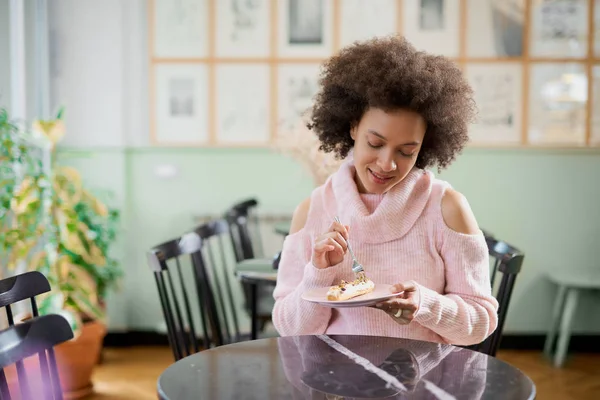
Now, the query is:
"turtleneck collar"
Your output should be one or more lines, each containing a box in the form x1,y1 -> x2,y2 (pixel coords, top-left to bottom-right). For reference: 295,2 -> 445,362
321,157 -> 433,244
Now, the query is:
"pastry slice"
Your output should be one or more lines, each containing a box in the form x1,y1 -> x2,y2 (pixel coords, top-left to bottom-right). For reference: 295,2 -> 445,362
326,275 -> 375,301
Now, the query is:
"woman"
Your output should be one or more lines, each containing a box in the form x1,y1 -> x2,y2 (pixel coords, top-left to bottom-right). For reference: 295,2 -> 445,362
272,35 -> 498,346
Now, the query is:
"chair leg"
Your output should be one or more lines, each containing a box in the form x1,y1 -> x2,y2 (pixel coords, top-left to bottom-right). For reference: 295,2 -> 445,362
543,284 -> 567,358
554,288 -> 579,368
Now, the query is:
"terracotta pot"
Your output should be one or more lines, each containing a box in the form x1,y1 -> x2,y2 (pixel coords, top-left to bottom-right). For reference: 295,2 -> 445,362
55,320 -> 107,399
5,320 -> 107,399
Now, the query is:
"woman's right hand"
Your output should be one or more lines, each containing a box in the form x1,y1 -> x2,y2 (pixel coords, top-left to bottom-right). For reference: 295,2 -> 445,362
311,221 -> 350,269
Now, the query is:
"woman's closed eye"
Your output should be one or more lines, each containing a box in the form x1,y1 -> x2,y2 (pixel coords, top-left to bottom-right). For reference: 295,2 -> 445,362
367,141 -> 383,149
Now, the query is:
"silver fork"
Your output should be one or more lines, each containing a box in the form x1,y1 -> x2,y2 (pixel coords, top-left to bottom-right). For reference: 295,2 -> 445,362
334,216 -> 365,277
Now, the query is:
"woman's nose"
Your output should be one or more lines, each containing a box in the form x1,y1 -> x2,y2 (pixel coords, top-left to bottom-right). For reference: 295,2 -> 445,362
377,154 -> 397,172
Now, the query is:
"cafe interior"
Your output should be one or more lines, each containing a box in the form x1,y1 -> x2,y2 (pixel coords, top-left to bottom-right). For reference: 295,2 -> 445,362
1,0 -> 599,399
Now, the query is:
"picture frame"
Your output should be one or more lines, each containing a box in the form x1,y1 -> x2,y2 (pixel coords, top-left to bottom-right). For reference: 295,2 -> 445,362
277,0 -> 334,58
215,64 -> 271,145
152,63 -> 210,145
466,0 -> 525,58
151,0 -> 209,59
529,0 -> 589,58
402,0 -> 461,57
339,0 -> 398,48
215,0 -> 271,58
465,63 -> 523,145
528,63 -> 587,145
276,63 -> 321,135
590,65 -> 600,145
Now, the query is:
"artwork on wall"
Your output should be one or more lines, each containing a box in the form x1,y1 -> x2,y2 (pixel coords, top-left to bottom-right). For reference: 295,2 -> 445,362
528,63 -> 587,145
530,0 -> 588,58
152,0 -> 209,58
277,0 -> 334,57
153,63 -> 209,144
465,63 -> 523,144
590,65 -> 600,145
277,63 -> 321,134
339,0 -> 398,47
595,0 -> 600,56
147,0 -> 600,149
402,0 -> 461,57
215,0 -> 271,58
466,0 -> 525,57
216,64 -> 271,144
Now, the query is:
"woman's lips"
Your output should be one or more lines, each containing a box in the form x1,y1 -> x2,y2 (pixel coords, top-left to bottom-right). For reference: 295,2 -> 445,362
368,169 -> 393,184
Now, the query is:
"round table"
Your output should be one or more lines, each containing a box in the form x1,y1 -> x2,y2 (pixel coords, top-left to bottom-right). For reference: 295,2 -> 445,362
158,335 -> 535,400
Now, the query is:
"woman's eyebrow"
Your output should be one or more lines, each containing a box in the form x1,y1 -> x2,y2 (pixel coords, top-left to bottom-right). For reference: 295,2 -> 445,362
367,130 -> 420,146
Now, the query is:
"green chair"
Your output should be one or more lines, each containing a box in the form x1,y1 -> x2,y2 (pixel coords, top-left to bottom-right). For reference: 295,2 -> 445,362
543,268 -> 600,367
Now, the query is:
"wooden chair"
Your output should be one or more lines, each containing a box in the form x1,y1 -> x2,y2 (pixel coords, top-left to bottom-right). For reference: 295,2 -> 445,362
147,232 -> 225,361
466,235 -> 525,357
0,314 -> 73,400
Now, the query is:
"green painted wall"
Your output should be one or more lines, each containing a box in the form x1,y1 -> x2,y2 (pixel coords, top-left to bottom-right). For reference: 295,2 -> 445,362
56,147 -> 600,335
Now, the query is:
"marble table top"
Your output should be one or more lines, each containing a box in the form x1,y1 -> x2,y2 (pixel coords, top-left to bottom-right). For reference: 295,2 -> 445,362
158,335 -> 535,400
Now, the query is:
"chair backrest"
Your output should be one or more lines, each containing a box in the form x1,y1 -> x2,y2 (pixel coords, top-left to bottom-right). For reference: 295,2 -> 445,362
0,314 -> 73,400
225,198 -> 263,260
193,220 -> 242,344
0,271 -> 51,326
473,235 -> 525,357
147,232 -> 224,361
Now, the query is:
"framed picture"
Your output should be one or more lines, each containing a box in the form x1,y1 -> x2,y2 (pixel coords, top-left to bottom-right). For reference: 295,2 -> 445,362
215,64 -> 271,144
276,63 -> 321,134
402,0 -> 461,57
277,0 -> 334,58
466,0 -> 525,58
339,0 -> 398,48
590,65 -> 600,145
465,63 -> 523,145
152,0 -> 209,58
215,0 -> 271,58
594,0 -> 600,57
528,63 -> 587,145
152,63 -> 209,144
529,0 -> 588,58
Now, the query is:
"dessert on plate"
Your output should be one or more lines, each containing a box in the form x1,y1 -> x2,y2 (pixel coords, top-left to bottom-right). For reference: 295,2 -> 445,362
326,272 -> 375,301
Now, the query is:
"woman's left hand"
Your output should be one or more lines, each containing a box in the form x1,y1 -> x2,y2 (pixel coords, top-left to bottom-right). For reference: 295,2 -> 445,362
374,281 -> 420,325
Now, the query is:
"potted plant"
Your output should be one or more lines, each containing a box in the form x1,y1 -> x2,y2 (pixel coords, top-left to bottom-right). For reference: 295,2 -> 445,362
0,108 -> 49,281
0,108 -> 122,398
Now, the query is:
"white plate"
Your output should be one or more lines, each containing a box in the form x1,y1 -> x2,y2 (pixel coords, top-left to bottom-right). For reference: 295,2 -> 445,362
302,284 -> 401,308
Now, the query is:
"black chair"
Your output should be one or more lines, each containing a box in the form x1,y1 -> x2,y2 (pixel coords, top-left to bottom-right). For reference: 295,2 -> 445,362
467,235 -> 524,357
0,271 -> 51,326
0,314 -> 73,400
193,219 -> 244,344
225,198 -> 263,260
225,201 -> 276,335
147,232 -> 225,361
0,271 -> 73,400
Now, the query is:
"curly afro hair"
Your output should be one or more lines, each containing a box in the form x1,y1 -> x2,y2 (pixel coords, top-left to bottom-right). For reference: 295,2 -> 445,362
307,35 -> 477,170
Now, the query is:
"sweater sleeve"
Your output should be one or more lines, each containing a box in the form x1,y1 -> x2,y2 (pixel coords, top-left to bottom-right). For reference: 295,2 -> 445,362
413,228 -> 499,346
271,229 -> 345,336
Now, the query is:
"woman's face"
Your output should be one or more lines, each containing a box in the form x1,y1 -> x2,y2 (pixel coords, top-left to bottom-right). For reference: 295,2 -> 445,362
350,107 -> 426,194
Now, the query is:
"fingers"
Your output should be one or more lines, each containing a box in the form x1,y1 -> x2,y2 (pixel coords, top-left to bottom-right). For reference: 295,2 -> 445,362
375,299 -> 417,313
328,220 -> 350,242
315,231 -> 348,254
390,281 -> 417,294
314,237 -> 344,255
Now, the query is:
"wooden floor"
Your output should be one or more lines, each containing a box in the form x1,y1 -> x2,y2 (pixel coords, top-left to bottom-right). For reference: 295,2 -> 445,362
88,346 -> 600,399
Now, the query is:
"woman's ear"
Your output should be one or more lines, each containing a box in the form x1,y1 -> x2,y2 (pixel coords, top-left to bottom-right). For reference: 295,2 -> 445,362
350,125 -> 357,141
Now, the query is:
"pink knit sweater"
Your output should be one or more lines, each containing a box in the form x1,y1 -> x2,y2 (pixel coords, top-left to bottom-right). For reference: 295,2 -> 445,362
272,159 -> 499,346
